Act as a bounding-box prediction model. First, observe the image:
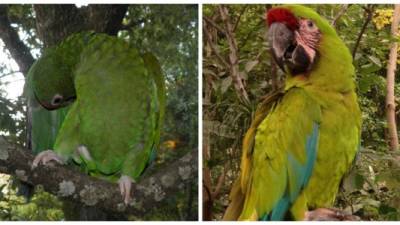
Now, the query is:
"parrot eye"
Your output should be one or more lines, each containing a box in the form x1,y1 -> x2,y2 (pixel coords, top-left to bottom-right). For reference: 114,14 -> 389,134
51,94 -> 63,106
307,20 -> 314,28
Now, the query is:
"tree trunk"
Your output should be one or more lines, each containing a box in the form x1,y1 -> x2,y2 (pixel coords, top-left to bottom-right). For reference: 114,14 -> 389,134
386,4 -> 400,151
34,4 -> 128,47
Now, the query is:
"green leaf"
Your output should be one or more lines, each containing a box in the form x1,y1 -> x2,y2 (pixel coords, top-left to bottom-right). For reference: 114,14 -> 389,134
379,204 -> 397,214
363,199 -> 381,208
244,60 -> 259,72
368,55 -> 382,67
342,170 -> 365,192
359,63 -> 381,74
220,76 -> 232,94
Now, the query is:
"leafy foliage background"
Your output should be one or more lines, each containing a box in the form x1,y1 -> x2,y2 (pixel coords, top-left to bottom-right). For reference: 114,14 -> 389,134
203,4 -> 400,221
0,4 -> 198,220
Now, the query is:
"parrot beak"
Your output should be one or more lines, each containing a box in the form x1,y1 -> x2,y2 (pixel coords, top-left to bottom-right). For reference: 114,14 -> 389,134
39,102 -> 58,110
268,22 -> 311,75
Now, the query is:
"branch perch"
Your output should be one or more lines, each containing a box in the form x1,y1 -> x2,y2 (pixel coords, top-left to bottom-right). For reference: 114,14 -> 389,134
0,137 -> 197,217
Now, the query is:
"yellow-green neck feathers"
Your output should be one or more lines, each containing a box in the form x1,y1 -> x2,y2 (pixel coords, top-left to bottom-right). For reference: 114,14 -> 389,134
280,5 -> 355,93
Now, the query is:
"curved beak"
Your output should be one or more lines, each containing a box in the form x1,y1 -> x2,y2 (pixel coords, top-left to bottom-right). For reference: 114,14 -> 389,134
39,102 -> 59,111
268,22 -> 294,72
268,22 -> 311,75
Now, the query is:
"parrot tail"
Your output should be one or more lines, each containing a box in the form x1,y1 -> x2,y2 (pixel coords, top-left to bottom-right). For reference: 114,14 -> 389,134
222,178 -> 245,220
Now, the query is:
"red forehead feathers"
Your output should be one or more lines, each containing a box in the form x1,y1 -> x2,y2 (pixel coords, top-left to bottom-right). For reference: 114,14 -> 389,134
266,8 -> 299,31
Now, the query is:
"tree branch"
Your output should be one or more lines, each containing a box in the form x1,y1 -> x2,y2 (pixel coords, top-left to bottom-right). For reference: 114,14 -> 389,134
203,23 -> 229,68
0,5 -> 35,76
34,4 -> 128,47
331,4 -> 352,28
386,4 -> 400,151
238,18 -> 264,50
233,5 -> 248,32
34,4 -> 86,47
0,136 -> 197,217
211,166 -> 225,199
87,4 -> 128,36
203,16 -> 227,36
218,5 -> 250,105
352,5 -> 375,59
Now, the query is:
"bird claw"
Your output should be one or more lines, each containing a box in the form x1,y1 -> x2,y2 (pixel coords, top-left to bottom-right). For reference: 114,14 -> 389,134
118,175 -> 134,205
75,145 -> 93,161
31,150 -> 65,169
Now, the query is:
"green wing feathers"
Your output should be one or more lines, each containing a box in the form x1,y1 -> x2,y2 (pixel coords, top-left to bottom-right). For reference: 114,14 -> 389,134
27,32 -> 166,182
143,52 -> 166,149
238,88 -> 321,220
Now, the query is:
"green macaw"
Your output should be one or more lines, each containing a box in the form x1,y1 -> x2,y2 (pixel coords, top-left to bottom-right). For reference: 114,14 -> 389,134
223,5 -> 361,221
27,32 -> 166,204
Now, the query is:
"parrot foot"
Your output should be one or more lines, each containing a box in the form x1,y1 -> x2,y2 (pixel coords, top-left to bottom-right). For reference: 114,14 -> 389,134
76,145 -> 93,161
118,175 -> 134,205
31,150 -> 65,169
304,208 -> 360,221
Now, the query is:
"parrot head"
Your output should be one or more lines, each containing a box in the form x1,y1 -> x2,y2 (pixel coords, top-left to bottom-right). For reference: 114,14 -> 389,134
28,48 -> 76,110
266,5 -> 328,76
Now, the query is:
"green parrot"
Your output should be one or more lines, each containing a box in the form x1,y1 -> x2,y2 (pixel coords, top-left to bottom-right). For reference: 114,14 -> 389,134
223,5 -> 361,220
28,32 -> 166,204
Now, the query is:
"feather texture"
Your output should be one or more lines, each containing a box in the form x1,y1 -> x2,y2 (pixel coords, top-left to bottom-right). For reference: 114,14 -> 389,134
223,5 -> 361,221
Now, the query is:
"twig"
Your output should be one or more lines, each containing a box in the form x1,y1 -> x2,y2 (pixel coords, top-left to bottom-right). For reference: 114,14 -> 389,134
0,71 -> 20,79
203,23 -> 229,68
233,5 -> 248,32
238,18 -> 264,50
331,4 -> 352,27
352,5 -> 375,59
211,165 -> 226,199
203,16 -> 227,36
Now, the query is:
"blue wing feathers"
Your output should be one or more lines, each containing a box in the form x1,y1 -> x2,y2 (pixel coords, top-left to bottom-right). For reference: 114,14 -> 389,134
262,122 -> 319,220
269,193 -> 291,220
303,123 -> 319,184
